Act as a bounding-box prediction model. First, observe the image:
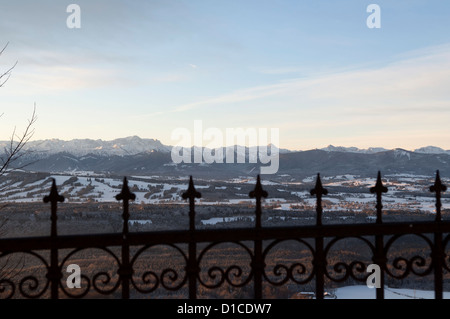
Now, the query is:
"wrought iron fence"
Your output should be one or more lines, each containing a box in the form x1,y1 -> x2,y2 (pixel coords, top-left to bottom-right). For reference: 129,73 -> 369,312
0,171 -> 449,299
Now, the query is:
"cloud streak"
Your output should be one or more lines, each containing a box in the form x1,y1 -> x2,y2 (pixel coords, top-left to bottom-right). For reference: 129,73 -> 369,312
170,43 -> 450,117
154,43 -> 450,150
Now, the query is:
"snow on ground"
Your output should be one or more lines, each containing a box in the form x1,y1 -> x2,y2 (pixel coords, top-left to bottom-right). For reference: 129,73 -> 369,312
0,173 -> 448,214
51,175 -> 73,185
228,199 -> 254,204
0,181 -> 22,192
129,220 -> 152,225
385,173 -> 431,179
201,216 -> 255,225
291,191 -> 309,198
23,178 -> 49,187
334,285 -> 450,299
274,203 -> 303,211
265,198 -> 288,203
344,194 -> 376,203
302,176 -> 315,183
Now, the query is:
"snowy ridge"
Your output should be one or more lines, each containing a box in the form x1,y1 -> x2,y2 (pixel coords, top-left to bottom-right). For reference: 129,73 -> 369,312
0,136 -> 449,157
320,145 -> 389,154
0,136 -> 172,156
414,146 -> 450,155
0,136 -> 290,158
321,144 -> 450,155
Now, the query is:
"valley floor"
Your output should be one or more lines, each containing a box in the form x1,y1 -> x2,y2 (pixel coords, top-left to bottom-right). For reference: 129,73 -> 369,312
1,171 -> 449,215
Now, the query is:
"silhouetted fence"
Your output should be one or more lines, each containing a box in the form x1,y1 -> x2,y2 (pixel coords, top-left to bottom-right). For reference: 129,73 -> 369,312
0,171 -> 449,299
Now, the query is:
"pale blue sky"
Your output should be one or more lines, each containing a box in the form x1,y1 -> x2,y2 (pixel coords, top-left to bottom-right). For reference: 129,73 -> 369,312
1,0 -> 450,150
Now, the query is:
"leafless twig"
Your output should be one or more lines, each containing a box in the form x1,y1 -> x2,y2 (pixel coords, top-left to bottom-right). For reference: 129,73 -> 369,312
0,105 -> 37,177
0,42 -> 17,88
0,42 -> 37,287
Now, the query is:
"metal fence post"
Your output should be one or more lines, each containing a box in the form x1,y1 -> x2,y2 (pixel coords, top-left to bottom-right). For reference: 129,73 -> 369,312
249,175 -> 268,299
310,173 -> 327,300
370,171 -> 388,299
182,176 -> 201,299
43,179 -> 64,299
116,177 -> 135,299
430,170 -> 446,300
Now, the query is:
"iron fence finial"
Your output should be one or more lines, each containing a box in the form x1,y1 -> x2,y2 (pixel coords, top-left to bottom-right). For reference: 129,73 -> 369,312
310,173 -> 327,227
183,176 -> 201,233
370,171 -> 388,195
430,170 -> 447,194
370,171 -> 388,224
182,176 -> 201,201
249,175 -> 268,200
116,177 -> 136,202
310,173 -> 328,197
43,178 -> 64,204
430,170 -> 447,222
249,174 -> 268,230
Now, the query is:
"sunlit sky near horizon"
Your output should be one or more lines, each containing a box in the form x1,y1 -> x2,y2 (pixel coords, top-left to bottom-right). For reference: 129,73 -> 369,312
1,0 -> 450,151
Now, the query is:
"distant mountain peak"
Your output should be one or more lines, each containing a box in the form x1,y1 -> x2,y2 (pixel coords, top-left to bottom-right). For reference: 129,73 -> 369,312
3,137 -> 450,177
0,136 -> 172,157
320,145 -> 388,154
1,136 -> 449,158
414,146 -> 448,154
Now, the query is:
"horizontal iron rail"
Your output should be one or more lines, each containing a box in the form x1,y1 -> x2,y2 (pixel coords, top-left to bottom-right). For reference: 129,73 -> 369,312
1,220 -> 450,252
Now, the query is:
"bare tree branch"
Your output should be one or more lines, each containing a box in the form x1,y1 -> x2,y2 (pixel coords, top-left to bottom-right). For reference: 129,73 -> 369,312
0,105 -> 37,177
0,41 -> 36,283
0,42 -> 17,88
0,43 -> 36,177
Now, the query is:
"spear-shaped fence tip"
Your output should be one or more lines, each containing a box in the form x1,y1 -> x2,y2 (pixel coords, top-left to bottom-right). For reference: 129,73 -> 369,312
182,176 -> 201,200
310,173 -> 328,197
249,174 -> 268,199
43,178 -> 64,204
116,177 -> 136,202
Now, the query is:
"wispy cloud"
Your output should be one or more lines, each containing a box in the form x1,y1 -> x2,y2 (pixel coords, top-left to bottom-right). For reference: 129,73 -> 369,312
146,43 -> 450,150
170,43 -> 450,117
3,65 -> 122,94
173,82 -> 292,112
147,73 -> 188,84
256,66 -> 306,75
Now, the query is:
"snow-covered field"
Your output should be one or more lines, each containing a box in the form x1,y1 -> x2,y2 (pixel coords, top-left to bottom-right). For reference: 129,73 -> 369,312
0,172 -> 448,214
334,285 -> 450,299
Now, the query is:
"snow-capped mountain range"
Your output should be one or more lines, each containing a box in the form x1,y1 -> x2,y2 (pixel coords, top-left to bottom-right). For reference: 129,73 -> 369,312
0,136 -> 171,156
1,136 -> 449,178
320,145 -> 450,155
0,136 -> 448,156
413,146 -> 450,155
319,145 -> 389,154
